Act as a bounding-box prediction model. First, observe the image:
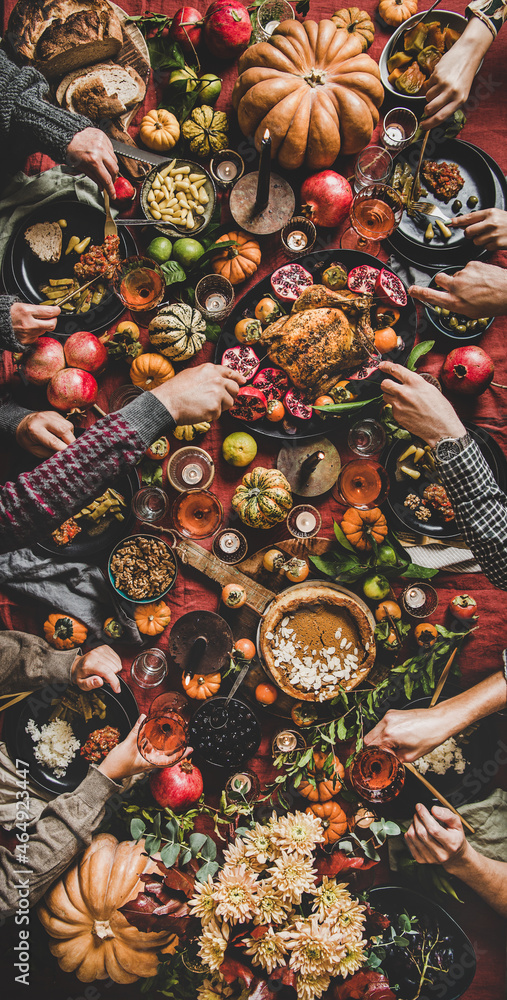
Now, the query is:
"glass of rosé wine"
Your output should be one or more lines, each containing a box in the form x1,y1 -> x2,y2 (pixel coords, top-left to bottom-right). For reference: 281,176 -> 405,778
341,184 -> 403,253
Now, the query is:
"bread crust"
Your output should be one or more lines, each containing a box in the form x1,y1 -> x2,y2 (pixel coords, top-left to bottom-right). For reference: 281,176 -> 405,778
56,61 -> 145,118
7,0 -> 123,78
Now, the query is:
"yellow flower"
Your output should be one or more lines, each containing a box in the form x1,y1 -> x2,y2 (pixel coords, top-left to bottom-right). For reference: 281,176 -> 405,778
296,972 -> 331,1000
333,899 -> 366,939
284,916 -> 339,976
198,919 -> 230,972
252,882 -> 293,925
268,851 -> 317,903
334,941 -> 367,978
190,876 -> 217,925
242,822 -> 275,865
243,925 -> 288,974
215,864 -> 257,923
311,878 -> 352,920
270,811 -> 325,857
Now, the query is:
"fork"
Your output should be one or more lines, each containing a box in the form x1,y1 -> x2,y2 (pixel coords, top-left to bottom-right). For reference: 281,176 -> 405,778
103,190 -> 117,238
409,201 -> 452,224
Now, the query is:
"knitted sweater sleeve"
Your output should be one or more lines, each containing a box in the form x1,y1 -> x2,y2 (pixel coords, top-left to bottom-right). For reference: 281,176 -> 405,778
0,48 -> 91,165
0,392 -> 173,550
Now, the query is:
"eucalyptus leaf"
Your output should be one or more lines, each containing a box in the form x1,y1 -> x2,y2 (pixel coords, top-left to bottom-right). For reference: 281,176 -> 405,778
196,861 -> 219,882
200,837 -> 217,861
189,832 -> 207,855
144,835 -> 161,855
160,843 -> 181,868
180,849 -> 192,865
165,818 -> 179,840
130,818 -> 146,841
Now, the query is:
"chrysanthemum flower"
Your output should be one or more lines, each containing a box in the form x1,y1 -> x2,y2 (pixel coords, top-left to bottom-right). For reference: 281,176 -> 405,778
268,851 -> 316,903
215,864 -> 257,923
333,899 -> 366,939
270,810 -> 325,857
311,878 -> 351,920
243,925 -> 288,974
334,941 -> 367,978
197,977 -> 234,1000
252,881 -> 293,925
198,919 -> 230,972
190,876 -> 217,925
283,916 -> 340,975
296,972 -> 331,1000
242,822 -> 275,865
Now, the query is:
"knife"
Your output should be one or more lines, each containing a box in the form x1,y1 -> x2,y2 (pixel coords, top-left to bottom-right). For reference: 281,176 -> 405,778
110,138 -> 169,167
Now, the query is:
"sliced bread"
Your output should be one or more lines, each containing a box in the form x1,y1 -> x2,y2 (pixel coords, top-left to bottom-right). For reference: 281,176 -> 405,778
57,62 -> 145,119
24,222 -> 63,263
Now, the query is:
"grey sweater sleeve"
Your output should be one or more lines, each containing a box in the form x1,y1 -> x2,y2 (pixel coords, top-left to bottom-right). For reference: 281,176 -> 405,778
0,629 -> 76,695
0,294 -> 27,355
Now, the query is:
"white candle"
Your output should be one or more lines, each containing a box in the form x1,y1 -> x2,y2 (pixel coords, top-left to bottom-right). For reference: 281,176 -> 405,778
219,531 -> 240,553
264,18 -> 280,32
296,510 -> 317,534
286,229 -> 308,250
216,160 -> 238,182
405,586 -> 425,609
276,731 -> 297,751
181,462 -> 203,486
205,293 -> 227,312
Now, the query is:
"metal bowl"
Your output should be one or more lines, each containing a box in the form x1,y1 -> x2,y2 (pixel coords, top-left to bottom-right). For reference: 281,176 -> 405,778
108,532 -> 177,604
424,266 -> 495,340
379,10 -> 468,107
140,157 -> 216,238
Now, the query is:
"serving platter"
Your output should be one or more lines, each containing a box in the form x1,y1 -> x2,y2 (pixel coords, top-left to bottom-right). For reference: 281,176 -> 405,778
215,248 -> 418,441
2,199 -> 137,336
3,679 -> 138,795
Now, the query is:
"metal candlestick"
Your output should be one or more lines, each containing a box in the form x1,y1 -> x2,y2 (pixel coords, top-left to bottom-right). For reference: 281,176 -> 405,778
229,172 -> 296,236
277,437 -> 341,497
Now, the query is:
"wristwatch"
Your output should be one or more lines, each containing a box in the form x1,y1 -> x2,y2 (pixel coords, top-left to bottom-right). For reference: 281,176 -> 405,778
433,432 -> 474,464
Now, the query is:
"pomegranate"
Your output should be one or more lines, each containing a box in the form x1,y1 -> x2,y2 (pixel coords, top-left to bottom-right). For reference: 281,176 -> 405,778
221,344 -> 260,380
21,337 -> 65,386
47,368 -> 98,411
252,367 -> 289,401
347,265 -> 380,295
284,387 -> 312,420
203,0 -> 251,59
441,345 -> 494,396
149,758 -> 203,810
169,6 -> 203,53
374,268 -> 408,308
64,331 -> 108,374
229,385 -> 267,421
300,171 -> 353,228
271,263 -> 313,304
112,176 -> 135,205
349,356 -> 381,380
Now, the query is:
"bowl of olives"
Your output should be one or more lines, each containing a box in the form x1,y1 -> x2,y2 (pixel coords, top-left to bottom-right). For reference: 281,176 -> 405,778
424,266 -> 494,341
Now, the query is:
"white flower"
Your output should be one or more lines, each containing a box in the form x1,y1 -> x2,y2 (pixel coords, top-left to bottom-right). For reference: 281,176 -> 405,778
252,881 -> 293,925
243,925 -> 288,974
198,919 -> 230,972
270,811 -> 325,857
215,864 -> 257,923
311,878 -> 352,920
296,972 -> 331,1000
190,876 -> 217,925
268,851 -> 317,903
242,821 -> 275,865
333,941 -> 367,978
283,916 -> 339,976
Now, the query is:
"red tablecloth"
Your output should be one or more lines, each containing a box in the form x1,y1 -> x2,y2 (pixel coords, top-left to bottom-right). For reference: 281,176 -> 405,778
1,1 -> 507,997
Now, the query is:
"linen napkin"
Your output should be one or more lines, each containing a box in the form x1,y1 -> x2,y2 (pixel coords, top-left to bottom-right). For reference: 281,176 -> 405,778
0,547 -> 141,645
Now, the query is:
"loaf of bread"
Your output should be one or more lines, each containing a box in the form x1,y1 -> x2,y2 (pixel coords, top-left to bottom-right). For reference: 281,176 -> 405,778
56,61 -> 145,119
7,0 -> 123,79
24,222 -> 62,262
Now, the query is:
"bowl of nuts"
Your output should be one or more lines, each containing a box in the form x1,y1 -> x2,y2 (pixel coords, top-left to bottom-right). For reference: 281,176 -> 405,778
140,158 -> 216,238
108,533 -> 177,604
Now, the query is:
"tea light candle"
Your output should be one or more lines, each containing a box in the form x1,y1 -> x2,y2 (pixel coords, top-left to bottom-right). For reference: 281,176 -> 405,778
276,731 -> 297,752
286,229 -> 308,251
384,125 -> 404,145
296,510 -> 317,534
229,772 -> 252,795
181,462 -> 203,486
264,18 -> 280,32
205,293 -> 227,312
216,160 -> 238,182
405,586 -> 426,610
219,531 -> 240,554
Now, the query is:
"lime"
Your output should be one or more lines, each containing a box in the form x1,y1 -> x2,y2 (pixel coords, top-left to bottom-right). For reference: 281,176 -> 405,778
363,574 -> 390,601
172,238 -> 205,267
197,73 -> 222,105
169,67 -> 198,92
222,432 -> 257,467
377,542 -> 398,566
147,236 -> 173,264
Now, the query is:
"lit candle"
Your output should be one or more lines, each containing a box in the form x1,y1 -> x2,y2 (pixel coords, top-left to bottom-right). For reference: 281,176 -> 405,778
295,510 -> 317,534
182,462 -> 203,486
205,292 -> 227,312
219,531 -> 240,554
216,160 -> 238,182
256,128 -> 271,210
276,731 -> 297,752
405,586 -> 426,610
384,125 -> 404,146
286,229 -> 308,251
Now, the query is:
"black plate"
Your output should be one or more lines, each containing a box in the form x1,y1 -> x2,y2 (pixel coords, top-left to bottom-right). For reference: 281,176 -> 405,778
216,249 -> 417,441
2,199 -> 137,336
425,266 -> 495,340
368,885 -> 476,1000
385,423 -> 507,539
3,679 -> 138,795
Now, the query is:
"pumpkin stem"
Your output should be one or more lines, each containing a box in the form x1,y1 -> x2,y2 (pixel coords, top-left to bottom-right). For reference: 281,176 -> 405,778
53,617 -> 74,640
304,67 -> 327,88
93,919 -> 115,940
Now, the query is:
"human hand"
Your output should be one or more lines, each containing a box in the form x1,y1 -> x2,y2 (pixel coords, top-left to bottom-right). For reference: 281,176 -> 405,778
66,128 -> 118,199
409,261 -> 507,319
420,17 -> 493,129
450,208 -> 507,251
98,716 -> 155,780
71,645 -> 122,694
15,411 -> 76,458
11,303 -> 60,344
405,803 -> 468,867
380,362 -> 466,448
152,362 -> 245,425
364,707 -> 451,762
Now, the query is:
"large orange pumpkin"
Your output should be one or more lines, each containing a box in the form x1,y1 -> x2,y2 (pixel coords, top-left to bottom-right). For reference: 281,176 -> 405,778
211,231 -> 261,285
298,752 -> 345,802
306,800 -> 348,842
232,19 -> 384,171
341,507 -> 388,551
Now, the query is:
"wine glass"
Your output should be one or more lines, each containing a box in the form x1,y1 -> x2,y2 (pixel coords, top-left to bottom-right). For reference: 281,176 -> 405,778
137,691 -> 189,766
335,458 -> 390,509
341,184 -> 403,253
113,256 -> 165,312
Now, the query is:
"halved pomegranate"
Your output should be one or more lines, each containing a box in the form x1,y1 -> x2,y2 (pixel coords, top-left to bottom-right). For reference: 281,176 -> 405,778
271,264 -> 313,304
284,387 -> 313,420
349,355 -> 382,380
374,268 -> 408,308
221,344 -> 260,380
347,265 -> 380,295
229,385 -> 267,421
253,367 -> 289,401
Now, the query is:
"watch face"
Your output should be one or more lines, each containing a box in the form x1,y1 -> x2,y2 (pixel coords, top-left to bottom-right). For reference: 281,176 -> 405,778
436,439 -> 460,462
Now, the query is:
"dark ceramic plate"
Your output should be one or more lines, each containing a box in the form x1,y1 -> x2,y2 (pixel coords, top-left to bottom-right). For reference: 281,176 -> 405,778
425,266 -> 495,340
215,248 -> 417,441
385,423 -> 507,539
3,679 -> 138,795
368,885 -> 476,1000
2,199 -> 137,336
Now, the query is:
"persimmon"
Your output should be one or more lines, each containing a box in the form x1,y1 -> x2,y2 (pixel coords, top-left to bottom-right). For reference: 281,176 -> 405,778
222,584 -> 247,608
234,638 -> 256,660
414,622 -> 438,647
255,682 -> 278,705
375,600 -> 402,622
374,327 -> 398,353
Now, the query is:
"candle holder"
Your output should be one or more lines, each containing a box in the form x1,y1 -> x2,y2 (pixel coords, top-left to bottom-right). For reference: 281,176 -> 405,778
280,216 -> 317,257
380,107 -> 418,153
229,171 -> 295,236
277,437 -> 341,497
194,274 -> 235,322
225,770 -> 260,804
256,0 -> 294,40
212,528 -> 248,564
167,447 -> 215,492
401,582 -> 439,619
287,504 -> 322,539
130,648 -> 167,689
209,149 -> 245,189
271,729 -> 307,759
132,486 -> 169,523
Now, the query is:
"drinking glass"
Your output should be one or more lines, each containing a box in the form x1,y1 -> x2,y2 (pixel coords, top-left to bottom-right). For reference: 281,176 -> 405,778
132,486 -> 169,523
347,746 -> 405,803
280,216 -> 317,257
209,150 -> 245,189
401,582 -> 439,619
354,145 -> 393,192
172,489 -> 223,538
256,0 -> 294,40
137,691 -> 189,766
341,184 -> 403,252
286,504 -> 322,539
335,458 -> 390,509
380,108 -> 418,153
113,256 -> 165,312
348,418 -> 386,456
131,648 -> 167,689
194,275 -> 234,322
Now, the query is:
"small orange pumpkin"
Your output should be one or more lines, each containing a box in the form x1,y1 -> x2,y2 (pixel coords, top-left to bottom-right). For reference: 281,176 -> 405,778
298,752 -> 345,803
130,354 -> 175,390
378,0 -> 418,27
44,614 -> 88,650
134,601 -> 172,636
140,109 -> 180,152
212,232 -> 261,286
182,672 -> 221,699
306,800 -> 348,843
341,507 -> 388,551
331,8 -> 375,50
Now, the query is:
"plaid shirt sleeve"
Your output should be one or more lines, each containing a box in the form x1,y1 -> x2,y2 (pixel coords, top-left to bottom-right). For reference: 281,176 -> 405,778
435,439 -> 507,589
